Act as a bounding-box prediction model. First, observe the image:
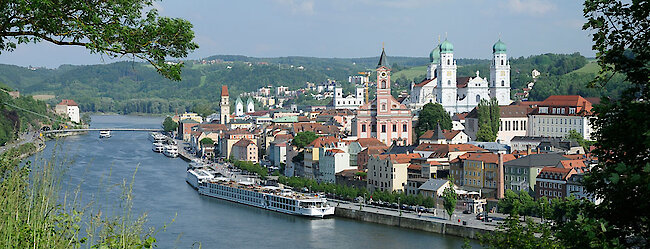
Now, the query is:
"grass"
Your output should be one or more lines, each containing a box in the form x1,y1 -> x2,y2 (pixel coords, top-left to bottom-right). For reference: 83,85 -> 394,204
0,142 -> 167,248
570,61 -> 600,74
393,65 -> 427,79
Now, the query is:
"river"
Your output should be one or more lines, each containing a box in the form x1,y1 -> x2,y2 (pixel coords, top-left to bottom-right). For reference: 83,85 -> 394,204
31,115 -> 482,248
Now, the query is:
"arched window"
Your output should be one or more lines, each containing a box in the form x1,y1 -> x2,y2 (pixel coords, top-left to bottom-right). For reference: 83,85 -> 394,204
447,59 -> 450,65
501,80 -> 505,86
476,94 -> 480,103
447,80 -> 451,86
381,80 -> 386,89
501,60 -> 504,65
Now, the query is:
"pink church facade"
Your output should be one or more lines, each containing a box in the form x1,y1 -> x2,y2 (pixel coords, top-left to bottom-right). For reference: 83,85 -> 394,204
354,48 -> 413,146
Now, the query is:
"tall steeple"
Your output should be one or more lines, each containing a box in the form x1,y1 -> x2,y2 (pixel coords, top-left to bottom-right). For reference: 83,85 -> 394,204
220,85 -> 230,124
490,39 -> 511,105
377,44 -> 389,69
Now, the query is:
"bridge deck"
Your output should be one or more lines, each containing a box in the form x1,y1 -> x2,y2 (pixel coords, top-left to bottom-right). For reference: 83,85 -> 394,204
43,128 -> 163,134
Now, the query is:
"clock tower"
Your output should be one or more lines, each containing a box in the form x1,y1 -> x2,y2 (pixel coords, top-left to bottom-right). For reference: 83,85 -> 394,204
376,47 -> 392,116
490,39 -> 511,105
437,39 -> 457,114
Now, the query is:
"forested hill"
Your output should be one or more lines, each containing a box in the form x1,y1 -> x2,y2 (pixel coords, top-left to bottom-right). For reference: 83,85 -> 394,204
0,53 -> 629,114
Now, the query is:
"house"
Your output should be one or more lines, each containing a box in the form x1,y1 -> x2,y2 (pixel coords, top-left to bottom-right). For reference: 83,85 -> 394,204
464,105 -> 531,144
356,146 -> 387,171
173,112 -> 203,123
452,113 -> 468,131
566,173 -> 602,204
336,169 -> 366,189
504,153 -> 570,195
231,139 -> 258,163
301,136 -> 342,179
55,99 -> 80,123
461,152 -> 515,198
528,95 -> 595,140
367,153 -> 420,192
413,143 -> 487,167
419,126 -> 470,145
219,128 -> 254,159
178,119 -> 200,141
348,138 -> 387,168
418,178 -> 451,207
269,134 -> 292,167
318,148 -> 353,183
536,167 -> 576,200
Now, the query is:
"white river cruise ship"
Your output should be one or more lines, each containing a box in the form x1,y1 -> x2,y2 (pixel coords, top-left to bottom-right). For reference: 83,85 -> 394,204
188,169 -> 335,218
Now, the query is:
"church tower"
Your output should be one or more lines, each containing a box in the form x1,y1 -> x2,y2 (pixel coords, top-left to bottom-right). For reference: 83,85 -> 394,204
490,39 -> 511,105
235,97 -> 244,116
426,43 -> 440,80
437,39 -> 457,114
246,97 -> 255,113
220,85 -> 230,124
376,47 -> 392,117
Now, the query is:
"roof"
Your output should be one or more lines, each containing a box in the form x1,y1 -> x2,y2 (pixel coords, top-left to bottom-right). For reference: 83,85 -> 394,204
361,146 -> 388,155
456,77 -> 470,88
534,95 -> 594,115
376,153 -> 420,164
377,48 -> 389,68
58,99 -> 78,106
179,118 -> 199,124
463,152 -> 516,164
414,78 -> 435,88
327,149 -> 345,154
308,136 -> 341,148
504,153 -> 569,168
273,116 -> 299,123
274,134 -> 294,142
440,39 -> 453,53
466,105 -> 531,119
493,39 -> 507,54
225,128 -> 252,135
198,123 -> 227,131
336,169 -> 360,177
420,129 -> 463,141
221,85 -> 229,97
292,123 -> 339,135
538,167 -> 576,181
233,139 -> 255,148
452,113 -> 468,121
418,178 -> 450,192
558,159 -> 587,171
356,138 -> 386,148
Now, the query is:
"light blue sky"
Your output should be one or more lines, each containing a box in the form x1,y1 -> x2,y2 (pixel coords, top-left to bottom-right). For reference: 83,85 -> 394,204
0,0 -> 594,68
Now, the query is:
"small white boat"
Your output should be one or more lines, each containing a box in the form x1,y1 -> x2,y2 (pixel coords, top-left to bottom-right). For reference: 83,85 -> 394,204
163,144 -> 179,158
99,130 -> 111,138
152,142 -> 164,153
149,132 -> 166,143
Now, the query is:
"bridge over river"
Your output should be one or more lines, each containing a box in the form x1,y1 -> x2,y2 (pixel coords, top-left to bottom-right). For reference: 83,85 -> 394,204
43,128 -> 163,134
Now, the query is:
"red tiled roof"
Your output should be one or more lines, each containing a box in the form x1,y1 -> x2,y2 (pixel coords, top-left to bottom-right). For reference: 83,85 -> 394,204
457,77 -> 471,88
199,123 -> 227,131
308,136 -> 341,148
463,152 -> 516,164
453,113 -> 468,121
558,160 -> 587,170
408,164 -> 422,170
225,128 -> 252,135
233,139 -> 255,147
538,167 -> 576,181
376,153 -> 420,164
414,78 -> 435,88
58,99 -> 78,106
327,149 -> 345,154
221,85 -> 229,96
356,138 -> 386,148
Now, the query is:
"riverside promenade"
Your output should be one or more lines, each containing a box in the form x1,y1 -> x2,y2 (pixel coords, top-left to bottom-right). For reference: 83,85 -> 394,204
331,200 -> 498,239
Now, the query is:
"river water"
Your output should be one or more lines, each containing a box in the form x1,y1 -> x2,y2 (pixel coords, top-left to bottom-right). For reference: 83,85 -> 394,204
32,115 -> 481,248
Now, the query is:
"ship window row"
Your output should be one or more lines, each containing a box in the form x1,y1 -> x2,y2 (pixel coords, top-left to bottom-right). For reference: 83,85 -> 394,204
270,202 -> 296,211
270,196 -> 296,206
212,184 -> 264,198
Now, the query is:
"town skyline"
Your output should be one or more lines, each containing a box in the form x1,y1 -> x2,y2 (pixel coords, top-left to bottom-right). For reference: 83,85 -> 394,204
0,0 -> 593,68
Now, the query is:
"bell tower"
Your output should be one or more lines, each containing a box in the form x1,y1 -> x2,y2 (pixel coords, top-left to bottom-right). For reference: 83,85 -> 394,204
220,85 -> 230,124
490,39 -> 511,105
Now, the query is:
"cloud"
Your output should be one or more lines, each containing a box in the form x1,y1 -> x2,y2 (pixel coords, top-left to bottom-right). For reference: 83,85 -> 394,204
274,0 -> 315,15
503,0 -> 556,16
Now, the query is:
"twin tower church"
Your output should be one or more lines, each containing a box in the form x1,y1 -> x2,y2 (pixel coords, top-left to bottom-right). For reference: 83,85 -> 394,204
354,39 -> 512,146
406,39 -> 512,113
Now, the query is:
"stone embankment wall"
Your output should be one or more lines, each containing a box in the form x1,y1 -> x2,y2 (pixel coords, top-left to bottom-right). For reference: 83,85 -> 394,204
334,207 -> 490,239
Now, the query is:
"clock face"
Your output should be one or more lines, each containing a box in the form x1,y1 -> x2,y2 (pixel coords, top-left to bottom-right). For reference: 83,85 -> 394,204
501,71 -> 506,76
447,71 -> 452,76
380,71 -> 387,78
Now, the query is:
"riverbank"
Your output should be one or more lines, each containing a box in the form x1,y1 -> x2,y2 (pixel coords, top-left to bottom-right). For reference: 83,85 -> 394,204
332,201 -> 494,239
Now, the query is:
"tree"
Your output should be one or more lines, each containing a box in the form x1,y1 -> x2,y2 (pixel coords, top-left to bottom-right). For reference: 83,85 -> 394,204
416,103 -> 452,134
581,0 -> 650,247
479,214 -> 562,249
476,98 -> 499,142
565,129 -> 593,151
0,0 -> 198,81
162,116 -> 178,132
292,131 -> 318,149
200,137 -> 214,145
442,184 -> 457,220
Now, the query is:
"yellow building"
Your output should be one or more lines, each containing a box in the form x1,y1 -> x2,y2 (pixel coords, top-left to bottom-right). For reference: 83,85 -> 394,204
462,152 -> 515,197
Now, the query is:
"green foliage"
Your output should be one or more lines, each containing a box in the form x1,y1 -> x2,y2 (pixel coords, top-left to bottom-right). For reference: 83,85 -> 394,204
162,116 -> 178,132
442,185 -> 457,220
292,131 -> 318,149
200,137 -> 214,145
0,0 -> 198,81
0,145 -> 161,248
565,129 -> 593,151
416,103 -> 452,135
0,91 -> 56,145
479,214 -> 563,249
476,98 -> 499,142
232,160 -> 267,178
497,190 -> 541,218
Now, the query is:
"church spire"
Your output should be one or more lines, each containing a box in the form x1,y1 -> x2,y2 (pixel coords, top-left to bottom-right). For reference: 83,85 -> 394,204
377,47 -> 389,68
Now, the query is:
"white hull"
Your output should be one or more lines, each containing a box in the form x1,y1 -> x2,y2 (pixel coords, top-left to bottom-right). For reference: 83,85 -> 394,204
152,143 -> 164,153
99,131 -> 111,138
163,145 -> 179,157
197,179 -> 334,218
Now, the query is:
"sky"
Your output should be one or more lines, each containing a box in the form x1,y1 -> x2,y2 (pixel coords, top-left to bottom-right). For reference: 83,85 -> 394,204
0,0 -> 594,68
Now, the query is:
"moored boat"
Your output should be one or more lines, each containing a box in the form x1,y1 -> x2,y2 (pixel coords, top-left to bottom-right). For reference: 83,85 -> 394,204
163,144 -> 179,157
99,130 -> 111,138
152,142 -> 164,153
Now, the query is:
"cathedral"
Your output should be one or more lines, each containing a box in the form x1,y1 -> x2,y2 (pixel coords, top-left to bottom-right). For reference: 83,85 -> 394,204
353,48 -> 413,146
406,39 -> 511,115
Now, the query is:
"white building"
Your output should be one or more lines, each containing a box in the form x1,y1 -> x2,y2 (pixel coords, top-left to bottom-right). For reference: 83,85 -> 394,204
318,149 -> 353,183
333,84 -> 365,109
55,99 -> 80,123
406,39 -> 512,115
465,105 -> 530,144
528,95 -> 595,140
235,97 -> 244,116
246,97 -> 255,113
276,86 -> 289,96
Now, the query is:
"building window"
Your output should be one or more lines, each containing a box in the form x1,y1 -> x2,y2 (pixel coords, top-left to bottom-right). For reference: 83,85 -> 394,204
403,124 -> 407,131
501,60 -> 504,66
381,80 -> 386,89
382,104 -> 386,111
381,125 -> 386,133
447,80 -> 451,86
372,125 -> 377,132
392,124 -> 397,132
362,124 -> 366,132
501,80 -> 505,86
476,94 -> 480,103
447,59 -> 450,65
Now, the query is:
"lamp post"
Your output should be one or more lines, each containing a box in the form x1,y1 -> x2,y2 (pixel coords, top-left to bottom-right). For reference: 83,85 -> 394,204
398,197 -> 402,217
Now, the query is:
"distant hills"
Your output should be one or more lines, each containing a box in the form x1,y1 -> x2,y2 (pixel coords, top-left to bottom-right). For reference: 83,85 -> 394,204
0,53 -> 628,115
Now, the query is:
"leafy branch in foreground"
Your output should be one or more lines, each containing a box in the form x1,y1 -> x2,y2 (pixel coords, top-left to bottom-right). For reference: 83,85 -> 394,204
0,0 -> 198,80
